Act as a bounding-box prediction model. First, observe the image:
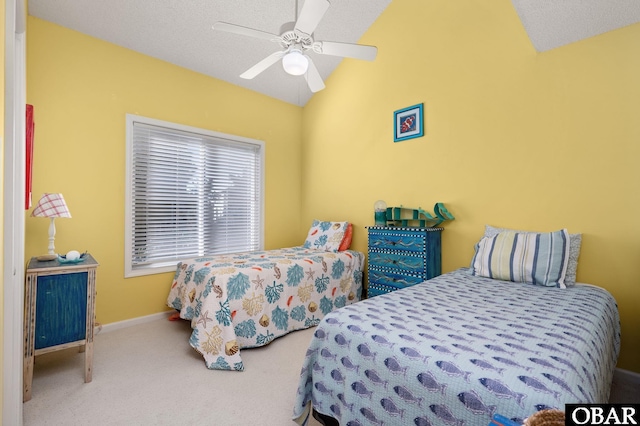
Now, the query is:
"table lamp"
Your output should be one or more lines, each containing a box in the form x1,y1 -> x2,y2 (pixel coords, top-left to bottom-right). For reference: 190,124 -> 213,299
31,193 -> 71,259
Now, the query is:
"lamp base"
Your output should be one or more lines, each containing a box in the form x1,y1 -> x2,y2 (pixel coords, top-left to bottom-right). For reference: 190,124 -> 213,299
36,254 -> 57,261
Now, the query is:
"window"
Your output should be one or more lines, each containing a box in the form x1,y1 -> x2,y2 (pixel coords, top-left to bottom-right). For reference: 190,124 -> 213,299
125,115 -> 264,277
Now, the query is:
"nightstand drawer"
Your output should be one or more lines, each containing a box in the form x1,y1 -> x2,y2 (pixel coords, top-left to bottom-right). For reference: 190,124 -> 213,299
368,230 -> 426,252
368,282 -> 404,298
368,269 -> 425,289
368,251 -> 425,274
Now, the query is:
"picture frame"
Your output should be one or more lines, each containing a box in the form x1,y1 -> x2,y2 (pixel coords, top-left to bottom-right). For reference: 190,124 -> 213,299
394,103 -> 424,142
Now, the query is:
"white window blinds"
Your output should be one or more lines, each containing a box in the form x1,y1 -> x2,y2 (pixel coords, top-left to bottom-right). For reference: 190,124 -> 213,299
125,115 -> 264,277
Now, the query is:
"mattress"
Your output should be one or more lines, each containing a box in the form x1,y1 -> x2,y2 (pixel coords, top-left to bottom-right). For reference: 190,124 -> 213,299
167,246 -> 364,371
293,268 -> 620,425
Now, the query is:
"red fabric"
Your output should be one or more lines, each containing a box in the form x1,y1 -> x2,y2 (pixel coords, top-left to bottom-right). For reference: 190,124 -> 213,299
338,223 -> 353,251
25,104 -> 34,210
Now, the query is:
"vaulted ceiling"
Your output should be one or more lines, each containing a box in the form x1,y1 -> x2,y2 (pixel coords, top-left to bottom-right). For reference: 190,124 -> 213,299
27,0 -> 640,106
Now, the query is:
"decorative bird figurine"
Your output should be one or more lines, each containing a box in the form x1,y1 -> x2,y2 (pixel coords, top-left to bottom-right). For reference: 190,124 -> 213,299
384,203 -> 455,228
433,202 -> 455,226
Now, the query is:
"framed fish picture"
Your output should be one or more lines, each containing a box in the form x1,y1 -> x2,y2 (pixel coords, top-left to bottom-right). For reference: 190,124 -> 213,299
394,103 -> 424,142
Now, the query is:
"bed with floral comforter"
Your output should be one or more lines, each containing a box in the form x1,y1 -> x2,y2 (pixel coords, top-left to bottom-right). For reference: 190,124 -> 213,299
167,246 -> 364,371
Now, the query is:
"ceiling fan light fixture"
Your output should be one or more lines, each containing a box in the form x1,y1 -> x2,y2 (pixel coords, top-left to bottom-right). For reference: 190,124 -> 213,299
282,49 -> 309,76
213,0 -> 377,95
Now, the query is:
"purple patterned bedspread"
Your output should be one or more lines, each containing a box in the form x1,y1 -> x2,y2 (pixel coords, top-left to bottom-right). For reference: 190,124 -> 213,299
293,268 -> 620,425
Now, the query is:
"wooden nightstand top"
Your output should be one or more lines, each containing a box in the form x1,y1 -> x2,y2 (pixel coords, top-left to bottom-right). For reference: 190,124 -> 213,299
27,253 -> 99,272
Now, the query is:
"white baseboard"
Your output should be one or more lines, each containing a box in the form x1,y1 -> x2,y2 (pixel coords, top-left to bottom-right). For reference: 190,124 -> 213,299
614,367 -> 640,384
97,311 -> 174,334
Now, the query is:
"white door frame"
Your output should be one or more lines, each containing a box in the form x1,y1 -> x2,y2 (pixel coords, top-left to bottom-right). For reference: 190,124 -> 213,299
3,0 -> 26,423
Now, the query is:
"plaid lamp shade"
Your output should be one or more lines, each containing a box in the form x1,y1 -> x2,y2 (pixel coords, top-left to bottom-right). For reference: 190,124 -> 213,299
31,193 -> 72,218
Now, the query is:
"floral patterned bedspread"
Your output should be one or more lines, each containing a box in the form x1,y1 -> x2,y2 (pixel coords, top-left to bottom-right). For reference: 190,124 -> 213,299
167,247 -> 364,371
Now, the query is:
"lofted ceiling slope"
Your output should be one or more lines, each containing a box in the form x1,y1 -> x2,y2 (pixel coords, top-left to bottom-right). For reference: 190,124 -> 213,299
27,0 -> 640,107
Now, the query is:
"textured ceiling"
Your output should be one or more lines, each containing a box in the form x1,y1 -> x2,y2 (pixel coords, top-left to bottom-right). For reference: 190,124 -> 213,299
27,0 -> 640,107
512,0 -> 640,51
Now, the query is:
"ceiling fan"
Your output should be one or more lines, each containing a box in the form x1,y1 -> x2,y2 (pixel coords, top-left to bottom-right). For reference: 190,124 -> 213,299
212,0 -> 378,93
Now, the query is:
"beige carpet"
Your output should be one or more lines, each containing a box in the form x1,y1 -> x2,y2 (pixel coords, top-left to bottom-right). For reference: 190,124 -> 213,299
24,315 -> 640,425
23,316 -> 323,426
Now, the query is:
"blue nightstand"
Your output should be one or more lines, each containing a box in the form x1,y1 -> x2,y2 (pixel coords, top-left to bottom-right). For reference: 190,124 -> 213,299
366,226 -> 442,297
23,254 -> 99,401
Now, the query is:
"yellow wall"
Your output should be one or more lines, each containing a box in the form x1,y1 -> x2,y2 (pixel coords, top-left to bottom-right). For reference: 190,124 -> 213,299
301,0 -> 640,372
25,17 -> 303,325
25,0 -> 640,375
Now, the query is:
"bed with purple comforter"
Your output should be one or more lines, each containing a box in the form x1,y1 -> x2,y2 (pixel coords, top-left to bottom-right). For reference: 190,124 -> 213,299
293,268 -> 620,425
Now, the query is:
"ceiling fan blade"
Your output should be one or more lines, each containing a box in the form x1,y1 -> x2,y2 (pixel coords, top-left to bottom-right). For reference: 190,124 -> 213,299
240,51 -> 285,79
213,22 -> 279,42
315,41 -> 378,61
294,0 -> 330,35
304,57 -> 325,93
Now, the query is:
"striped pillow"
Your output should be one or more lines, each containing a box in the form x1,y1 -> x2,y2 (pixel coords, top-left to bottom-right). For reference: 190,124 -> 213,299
483,225 -> 582,286
471,229 -> 570,288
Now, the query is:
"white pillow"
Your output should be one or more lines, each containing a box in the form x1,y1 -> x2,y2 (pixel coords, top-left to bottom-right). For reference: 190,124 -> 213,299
303,220 -> 348,252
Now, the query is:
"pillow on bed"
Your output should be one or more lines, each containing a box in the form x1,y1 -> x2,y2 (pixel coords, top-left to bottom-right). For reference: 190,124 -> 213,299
303,220 -> 349,252
471,228 -> 570,288
338,223 -> 353,251
484,225 -> 582,286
